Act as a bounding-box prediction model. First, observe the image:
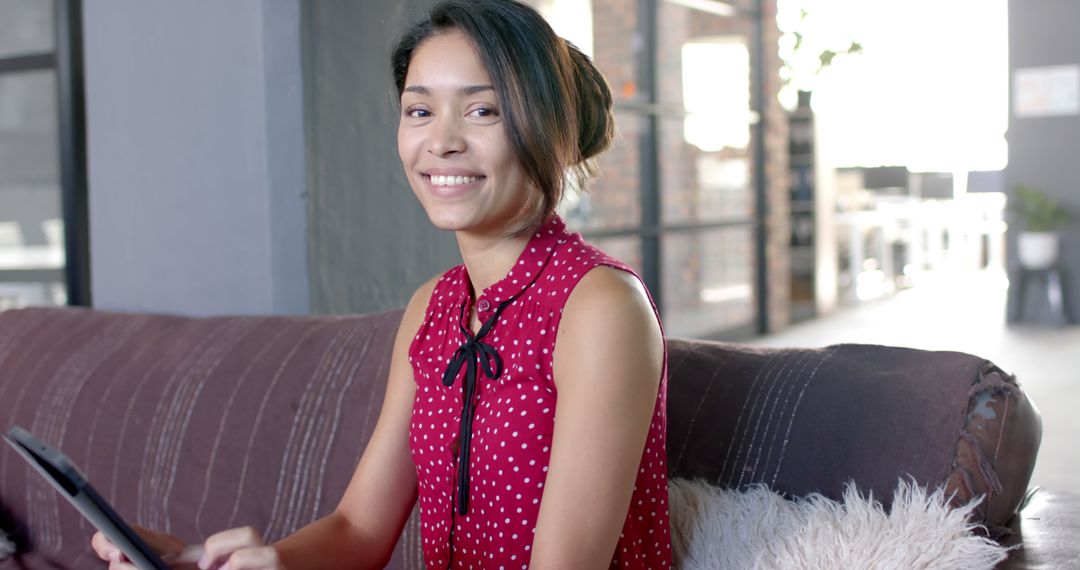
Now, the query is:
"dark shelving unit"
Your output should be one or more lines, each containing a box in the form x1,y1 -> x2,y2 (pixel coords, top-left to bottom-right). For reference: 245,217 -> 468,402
788,91 -> 815,322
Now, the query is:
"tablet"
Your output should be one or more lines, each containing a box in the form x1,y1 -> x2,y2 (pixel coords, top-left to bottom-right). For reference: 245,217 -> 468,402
2,426 -> 170,570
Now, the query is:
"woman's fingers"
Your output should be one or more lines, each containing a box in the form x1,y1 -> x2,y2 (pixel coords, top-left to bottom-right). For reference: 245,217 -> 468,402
162,544 -> 206,567
200,526 -> 262,568
91,526 -> 185,554
90,530 -> 112,559
199,527 -> 283,570
91,525 -> 188,569
131,524 -> 187,556
91,530 -> 127,563
92,524 -> 283,570
217,546 -> 282,570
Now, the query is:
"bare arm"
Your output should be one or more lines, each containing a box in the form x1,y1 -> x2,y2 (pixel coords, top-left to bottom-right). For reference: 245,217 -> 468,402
529,267 -> 664,569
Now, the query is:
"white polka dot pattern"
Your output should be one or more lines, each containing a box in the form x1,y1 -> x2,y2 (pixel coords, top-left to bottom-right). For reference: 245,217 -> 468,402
407,216 -> 672,568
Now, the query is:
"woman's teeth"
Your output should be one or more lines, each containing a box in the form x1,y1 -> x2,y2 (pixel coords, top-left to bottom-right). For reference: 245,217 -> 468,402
430,175 -> 481,186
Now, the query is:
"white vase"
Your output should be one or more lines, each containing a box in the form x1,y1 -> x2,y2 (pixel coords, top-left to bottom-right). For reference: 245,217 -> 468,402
1017,231 -> 1059,269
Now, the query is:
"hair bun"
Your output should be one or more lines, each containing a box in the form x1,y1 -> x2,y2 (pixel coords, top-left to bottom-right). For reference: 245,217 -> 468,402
566,42 -> 615,163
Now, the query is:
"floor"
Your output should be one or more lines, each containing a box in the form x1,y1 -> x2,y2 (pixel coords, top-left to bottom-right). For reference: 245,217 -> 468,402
749,269 -> 1080,495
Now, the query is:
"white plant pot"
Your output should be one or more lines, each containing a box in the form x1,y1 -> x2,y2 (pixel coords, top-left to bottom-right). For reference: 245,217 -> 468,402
1017,232 -> 1060,269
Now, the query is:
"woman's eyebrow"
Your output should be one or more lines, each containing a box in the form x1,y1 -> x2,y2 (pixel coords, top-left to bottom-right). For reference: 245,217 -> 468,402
403,84 -> 494,96
461,84 -> 494,95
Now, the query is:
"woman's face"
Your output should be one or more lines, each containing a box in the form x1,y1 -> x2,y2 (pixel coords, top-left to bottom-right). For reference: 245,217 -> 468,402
397,31 -> 534,236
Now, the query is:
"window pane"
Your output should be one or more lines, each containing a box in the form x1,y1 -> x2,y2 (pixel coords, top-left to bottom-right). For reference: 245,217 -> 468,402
0,0 -> 54,58
0,70 -> 66,308
659,115 -> 753,225
657,3 -> 754,225
657,0 -> 753,107
660,0 -> 755,13
561,112 -> 642,232
662,227 -> 755,337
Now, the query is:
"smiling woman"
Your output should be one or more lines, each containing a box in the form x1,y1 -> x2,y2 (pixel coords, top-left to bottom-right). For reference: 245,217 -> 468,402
392,0 -> 614,237
90,1 -> 670,569
395,32 -> 533,236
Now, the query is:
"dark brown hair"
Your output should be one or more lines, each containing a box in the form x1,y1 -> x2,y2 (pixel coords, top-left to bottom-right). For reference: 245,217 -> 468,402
392,0 -> 615,229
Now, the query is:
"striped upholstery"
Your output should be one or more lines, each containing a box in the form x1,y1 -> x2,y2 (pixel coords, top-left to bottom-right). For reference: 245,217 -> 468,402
663,339 -> 1041,534
0,307 -> 422,569
0,308 -> 1041,568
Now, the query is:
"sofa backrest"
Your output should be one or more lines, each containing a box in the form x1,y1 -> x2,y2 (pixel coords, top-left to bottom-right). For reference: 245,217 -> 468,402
0,307 -> 422,568
664,338 -> 1041,532
0,308 -> 1041,568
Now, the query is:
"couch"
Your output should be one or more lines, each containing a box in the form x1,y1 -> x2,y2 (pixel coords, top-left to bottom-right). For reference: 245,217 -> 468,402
0,306 -> 1074,569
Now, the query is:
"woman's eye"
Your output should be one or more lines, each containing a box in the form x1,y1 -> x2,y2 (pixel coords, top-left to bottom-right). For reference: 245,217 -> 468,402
468,106 -> 499,118
406,107 -> 431,118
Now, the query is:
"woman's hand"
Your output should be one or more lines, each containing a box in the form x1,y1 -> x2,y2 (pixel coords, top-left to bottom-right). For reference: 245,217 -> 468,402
90,525 -> 188,569
196,527 -> 286,570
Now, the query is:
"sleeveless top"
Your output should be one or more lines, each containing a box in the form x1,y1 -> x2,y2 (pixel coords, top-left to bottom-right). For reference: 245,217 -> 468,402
407,215 -> 672,569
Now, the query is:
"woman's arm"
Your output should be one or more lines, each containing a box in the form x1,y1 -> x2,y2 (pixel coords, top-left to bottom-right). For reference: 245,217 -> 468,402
529,267 -> 664,569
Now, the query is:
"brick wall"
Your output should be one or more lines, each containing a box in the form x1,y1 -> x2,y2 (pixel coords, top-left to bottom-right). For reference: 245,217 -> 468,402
761,0 -> 792,332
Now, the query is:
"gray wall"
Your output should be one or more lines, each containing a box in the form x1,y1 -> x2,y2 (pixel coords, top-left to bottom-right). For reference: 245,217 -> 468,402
84,0 -> 309,316
1006,0 -> 1080,323
303,1 -> 460,315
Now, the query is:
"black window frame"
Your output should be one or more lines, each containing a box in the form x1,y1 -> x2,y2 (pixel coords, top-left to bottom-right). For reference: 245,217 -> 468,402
577,0 -> 768,338
0,0 -> 90,306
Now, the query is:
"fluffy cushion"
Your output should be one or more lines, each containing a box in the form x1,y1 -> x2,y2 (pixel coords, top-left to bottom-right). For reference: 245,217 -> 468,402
0,530 -> 13,560
668,478 -> 1010,569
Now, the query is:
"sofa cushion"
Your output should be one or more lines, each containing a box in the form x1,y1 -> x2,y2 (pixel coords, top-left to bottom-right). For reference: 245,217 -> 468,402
0,307 -> 421,569
664,340 -> 1041,531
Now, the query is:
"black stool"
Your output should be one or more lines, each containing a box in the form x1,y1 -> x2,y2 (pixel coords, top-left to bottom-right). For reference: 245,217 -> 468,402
1009,265 -> 1075,326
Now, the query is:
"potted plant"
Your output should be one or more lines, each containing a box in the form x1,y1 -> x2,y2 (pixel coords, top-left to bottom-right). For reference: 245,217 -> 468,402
1009,185 -> 1072,269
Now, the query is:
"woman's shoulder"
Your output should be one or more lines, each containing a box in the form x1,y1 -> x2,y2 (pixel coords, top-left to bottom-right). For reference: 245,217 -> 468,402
553,233 -> 631,274
549,230 -> 663,335
564,265 -> 654,323
553,265 -> 664,393
400,266 -> 464,332
409,265 -> 466,308
549,234 -> 651,311
406,274 -> 443,310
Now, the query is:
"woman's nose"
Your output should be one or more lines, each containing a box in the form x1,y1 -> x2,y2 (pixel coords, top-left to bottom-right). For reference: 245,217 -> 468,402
428,116 -> 466,157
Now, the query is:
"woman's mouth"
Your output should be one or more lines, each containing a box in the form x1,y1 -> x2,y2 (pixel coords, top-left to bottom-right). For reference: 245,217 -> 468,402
427,174 -> 484,186
423,174 -> 486,197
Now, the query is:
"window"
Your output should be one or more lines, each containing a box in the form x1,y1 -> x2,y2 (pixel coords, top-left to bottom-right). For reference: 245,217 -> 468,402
0,0 -> 88,308
534,0 -> 766,338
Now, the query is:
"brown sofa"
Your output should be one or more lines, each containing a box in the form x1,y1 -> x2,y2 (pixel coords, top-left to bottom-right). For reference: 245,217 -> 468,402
0,307 -> 1072,569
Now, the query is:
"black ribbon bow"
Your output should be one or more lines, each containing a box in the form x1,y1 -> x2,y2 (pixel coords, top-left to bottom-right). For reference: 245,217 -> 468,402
441,297 -> 515,516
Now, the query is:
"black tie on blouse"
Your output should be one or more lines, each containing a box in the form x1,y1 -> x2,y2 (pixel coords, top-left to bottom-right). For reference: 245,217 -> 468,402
441,297 -> 516,515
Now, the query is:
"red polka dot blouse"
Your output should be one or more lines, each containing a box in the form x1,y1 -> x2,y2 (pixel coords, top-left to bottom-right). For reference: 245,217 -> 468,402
407,215 -> 672,569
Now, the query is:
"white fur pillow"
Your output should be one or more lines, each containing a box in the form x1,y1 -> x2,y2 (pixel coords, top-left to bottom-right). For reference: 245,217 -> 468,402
668,478 -> 1011,569
0,529 -> 14,560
